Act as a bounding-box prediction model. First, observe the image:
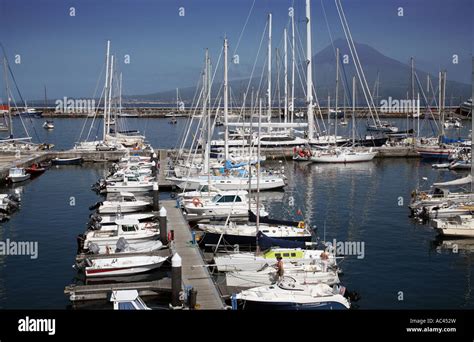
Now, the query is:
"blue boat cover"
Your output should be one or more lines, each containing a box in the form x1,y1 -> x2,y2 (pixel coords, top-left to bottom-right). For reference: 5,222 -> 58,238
256,231 -> 306,250
440,135 -> 465,144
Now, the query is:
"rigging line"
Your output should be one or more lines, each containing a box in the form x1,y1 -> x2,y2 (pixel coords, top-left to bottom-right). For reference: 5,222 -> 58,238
81,61 -> 106,142
232,0 -> 256,57
237,20 -> 268,121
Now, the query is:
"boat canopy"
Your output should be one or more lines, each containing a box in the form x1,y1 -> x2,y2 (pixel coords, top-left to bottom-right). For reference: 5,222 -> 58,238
440,136 -> 465,144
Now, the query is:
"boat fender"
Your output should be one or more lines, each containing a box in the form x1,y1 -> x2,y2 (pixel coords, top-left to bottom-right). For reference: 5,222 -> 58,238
145,222 -> 154,229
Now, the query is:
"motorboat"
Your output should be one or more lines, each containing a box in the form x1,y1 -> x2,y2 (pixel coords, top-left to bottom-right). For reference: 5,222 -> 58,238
7,168 -> 30,183
42,120 -> 54,130
110,290 -> 151,310
234,278 -> 351,310
82,254 -> 167,277
25,163 -> 47,175
91,192 -> 151,214
104,177 -> 156,193
183,191 -> 263,219
52,157 -> 83,165
80,218 -> 160,251
432,215 -> 474,237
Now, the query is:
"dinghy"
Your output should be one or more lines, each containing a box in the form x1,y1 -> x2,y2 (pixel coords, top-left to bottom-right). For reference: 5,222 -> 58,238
25,163 -> 46,175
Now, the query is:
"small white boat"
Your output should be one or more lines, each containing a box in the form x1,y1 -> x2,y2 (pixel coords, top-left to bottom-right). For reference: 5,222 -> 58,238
7,168 -> 31,183
90,213 -> 156,225
94,192 -> 151,214
110,290 -> 151,310
84,255 -> 167,277
42,121 -> 54,129
432,215 -> 474,237
235,278 -> 351,310
105,178 -> 156,193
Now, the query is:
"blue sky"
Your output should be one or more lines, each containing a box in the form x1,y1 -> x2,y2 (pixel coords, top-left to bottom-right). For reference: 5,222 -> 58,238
0,0 -> 471,100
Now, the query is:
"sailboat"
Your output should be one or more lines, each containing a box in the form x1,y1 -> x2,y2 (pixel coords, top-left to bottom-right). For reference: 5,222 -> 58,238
311,75 -> 377,163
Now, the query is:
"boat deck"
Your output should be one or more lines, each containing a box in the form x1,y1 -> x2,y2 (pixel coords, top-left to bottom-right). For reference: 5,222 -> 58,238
162,200 -> 225,310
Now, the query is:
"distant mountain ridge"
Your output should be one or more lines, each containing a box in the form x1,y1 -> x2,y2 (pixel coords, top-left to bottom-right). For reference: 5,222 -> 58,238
125,39 -> 471,106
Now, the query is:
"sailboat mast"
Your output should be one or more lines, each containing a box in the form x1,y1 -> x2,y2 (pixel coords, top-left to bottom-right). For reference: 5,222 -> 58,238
103,40 -> 111,142
284,28 -> 288,124
3,57 -> 12,138
256,98 -> 262,251
291,11 -> 295,124
352,76 -> 356,145
267,13 -> 272,125
439,71 -> 444,136
119,72 -> 123,115
207,51 -> 211,189
203,49 -> 209,174
306,0 -> 314,140
176,88 -> 179,112
471,57 -> 473,192
335,48 -> 339,144
107,55 -> 114,138
223,38 -> 229,160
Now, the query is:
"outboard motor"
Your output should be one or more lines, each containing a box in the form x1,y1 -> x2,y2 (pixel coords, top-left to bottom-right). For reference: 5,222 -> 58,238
89,213 -> 102,222
87,221 -> 102,231
87,242 -> 100,254
88,201 -> 103,211
8,193 -> 20,203
76,234 -> 86,253
115,237 -> 130,253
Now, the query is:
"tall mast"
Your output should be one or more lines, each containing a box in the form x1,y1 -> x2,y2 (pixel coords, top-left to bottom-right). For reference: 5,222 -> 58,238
306,0 -> 314,140
284,28 -> 288,124
471,57 -> 473,192
176,88 -> 179,111
103,40 -> 110,141
439,71 -> 444,136
3,57 -> 12,138
207,51 -> 211,189
411,57 -> 415,134
203,49 -> 209,173
256,98 -> 262,253
291,11 -> 295,124
119,72 -> 122,115
334,48 -> 339,143
352,76 -> 356,145
223,38 -> 229,160
107,55 -> 114,138
267,13 -> 272,124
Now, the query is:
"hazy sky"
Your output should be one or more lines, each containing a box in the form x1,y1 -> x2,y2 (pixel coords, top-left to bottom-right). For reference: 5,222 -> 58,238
0,0 -> 471,100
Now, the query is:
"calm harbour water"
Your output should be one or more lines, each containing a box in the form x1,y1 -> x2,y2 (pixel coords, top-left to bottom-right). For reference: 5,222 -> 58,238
0,117 -> 472,309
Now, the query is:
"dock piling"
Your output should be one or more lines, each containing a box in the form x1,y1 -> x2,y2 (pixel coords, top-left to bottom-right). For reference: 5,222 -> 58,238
171,253 -> 183,308
159,206 -> 168,244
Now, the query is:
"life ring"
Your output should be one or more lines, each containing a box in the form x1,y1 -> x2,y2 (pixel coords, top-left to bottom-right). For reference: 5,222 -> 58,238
192,198 -> 203,207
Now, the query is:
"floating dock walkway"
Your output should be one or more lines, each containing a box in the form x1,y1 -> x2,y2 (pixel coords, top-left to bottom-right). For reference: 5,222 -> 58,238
162,200 -> 225,310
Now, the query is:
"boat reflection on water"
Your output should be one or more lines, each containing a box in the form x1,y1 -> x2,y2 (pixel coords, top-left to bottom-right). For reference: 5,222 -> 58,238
310,160 -> 377,176
432,236 -> 474,254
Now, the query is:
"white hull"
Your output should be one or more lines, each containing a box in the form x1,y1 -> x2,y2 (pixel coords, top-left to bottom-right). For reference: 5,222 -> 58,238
311,150 -> 377,163
169,176 -> 285,191
85,255 -> 166,277
98,202 -> 150,213
226,267 -> 340,288
106,183 -> 155,193
10,174 -> 31,183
